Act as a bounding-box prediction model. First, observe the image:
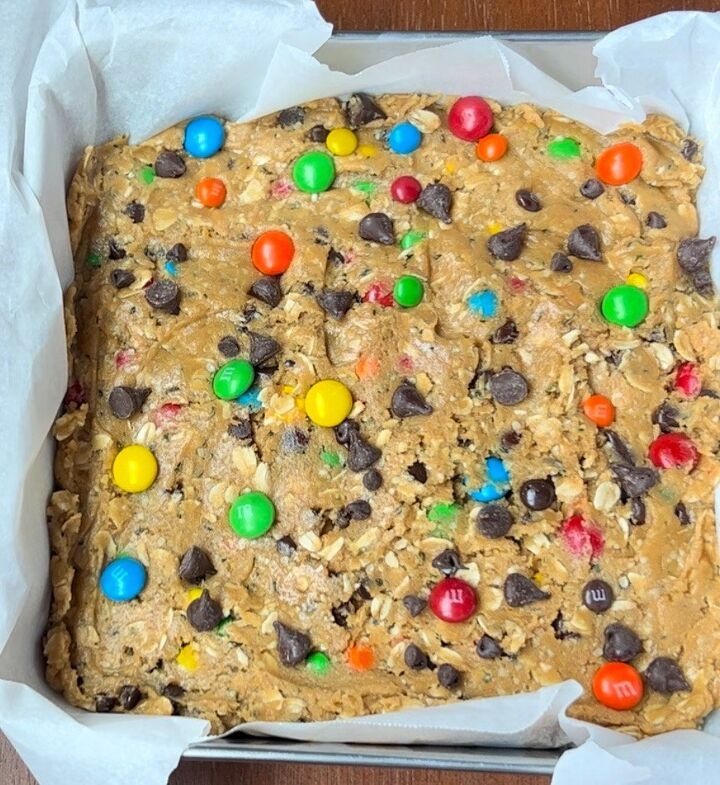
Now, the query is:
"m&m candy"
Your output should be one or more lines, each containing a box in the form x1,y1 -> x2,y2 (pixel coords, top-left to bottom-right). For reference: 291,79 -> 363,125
596,142 -> 643,186
547,137 -> 581,159
626,272 -> 647,289
251,230 -> 295,275
399,231 -> 425,251
184,116 -> 225,158
648,433 -> 699,470
582,394 -> 615,428
292,151 -> 335,193
228,491 -> 276,538
601,285 -> 648,328
112,444 -> 158,493
592,662 -> 643,710
305,379 -> 353,427
346,643 -> 375,671
447,96 -> 493,142
213,359 -> 255,400
326,128 -> 358,156
100,556 -> 147,602
428,577 -> 477,623
176,644 -> 199,671
674,362 -> 701,399
388,122 -> 422,154
469,456 -> 510,502
467,289 -> 498,318
306,651 -> 331,675
390,175 -> 422,204
476,133 -> 508,162
195,177 -> 226,208
393,275 -> 424,308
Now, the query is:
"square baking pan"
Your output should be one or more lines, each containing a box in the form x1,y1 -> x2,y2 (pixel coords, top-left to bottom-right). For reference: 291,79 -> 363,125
182,29 -> 601,776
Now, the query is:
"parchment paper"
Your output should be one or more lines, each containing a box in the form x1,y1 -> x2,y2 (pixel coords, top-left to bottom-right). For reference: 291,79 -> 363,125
1,3 -> 719,784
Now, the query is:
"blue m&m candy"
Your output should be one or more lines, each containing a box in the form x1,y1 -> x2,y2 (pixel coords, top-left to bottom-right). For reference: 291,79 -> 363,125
486,456 -> 510,484
388,122 -> 422,155
99,556 -> 147,602
467,290 -> 498,318
184,116 -> 225,158
468,456 -> 510,503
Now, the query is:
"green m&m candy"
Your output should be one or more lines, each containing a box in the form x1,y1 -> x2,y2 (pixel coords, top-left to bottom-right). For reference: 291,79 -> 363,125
393,275 -> 424,308
306,651 -> 331,675
601,284 -> 649,328
292,151 -> 335,193
400,230 -> 425,251
228,491 -> 275,538
213,359 -> 255,400
547,137 -> 581,159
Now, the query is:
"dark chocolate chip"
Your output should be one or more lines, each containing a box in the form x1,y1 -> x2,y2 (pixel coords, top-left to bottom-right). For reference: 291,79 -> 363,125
630,497 -> 646,526
118,685 -> 142,710
619,189 -> 636,206
437,664 -> 461,689
476,634 -> 504,660
217,335 -> 240,357
327,247 -> 345,265
515,189 -> 542,212
518,479 -> 556,511
402,595 -> 427,617
280,427 -> 309,454
674,501 -> 691,525
582,579 -> 614,613
699,388 -> 720,399
677,236 -> 716,297
488,368 -> 529,406
277,106 -> 305,128
580,178 -> 604,199
108,386 -> 150,419
162,683 -> 185,700
551,610 -> 580,641
603,622 -> 642,662
95,695 -> 117,713
331,603 -> 350,627
178,546 -> 216,584
248,275 -> 283,307
681,138 -> 698,161
567,224 -> 601,261
274,621 -> 312,666
603,429 -> 635,465
108,239 -> 126,260
363,468 -> 383,491
154,150 -> 186,178
308,124 -> 329,143
646,211 -> 667,229
341,500 -> 371,522
407,460 -> 428,483
644,657 -> 690,694
228,418 -> 252,440
550,252 -> 573,273
486,223 -> 527,261
335,419 -> 360,446
317,289 -> 355,319
166,243 -> 188,263
145,279 -> 180,314
431,548 -> 463,577
652,401 -> 680,433
611,464 -> 658,497
503,573 -> 550,607
314,225 -> 330,245
276,535 -> 297,557
125,201 -> 145,223
358,212 -> 395,245
500,430 -> 522,451
347,436 -> 381,473
343,93 -> 386,128
476,504 -> 514,538
404,643 -> 430,670
391,380 -> 433,418
186,590 -> 223,632
110,269 -> 135,289
491,319 -> 519,344
248,331 -> 281,366
417,183 -> 453,223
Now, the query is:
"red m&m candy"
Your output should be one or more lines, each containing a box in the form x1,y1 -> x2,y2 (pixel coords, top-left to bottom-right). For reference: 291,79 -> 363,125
429,577 -> 477,623
390,176 -> 422,204
448,96 -> 493,142
674,362 -> 701,399
649,433 -> 699,470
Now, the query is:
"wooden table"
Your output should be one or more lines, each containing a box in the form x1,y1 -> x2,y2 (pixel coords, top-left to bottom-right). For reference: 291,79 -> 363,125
4,1 -> 719,784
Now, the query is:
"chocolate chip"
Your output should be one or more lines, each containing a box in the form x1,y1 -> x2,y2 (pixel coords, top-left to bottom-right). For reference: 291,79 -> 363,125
108,386 -> 150,419
276,535 -> 297,557
432,549 -> 463,576
550,252 -> 573,273
145,279 -> 180,314
630,497 -> 646,526
603,622 -> 642,662
677,236 -> 716,297
646,211 -> 667,229
699,388 -> 720,399
500,430 -> 522,451
402,595 -> 427,617
347,436 -> 381,473
327,247 -> 345,266
341,500 -> 371,522
217,335 -> 240,357
274,621 -> 312,666
166,243 -> 188,263
359,212 -> 395,245
277,106 -> 305,128
248,275 -> 283,307
317,289 -> 355,319
363,468 -> 383,491
551,610 -> 580,641
582,579 -> 614,613
335,420 -> 360,446
619,190 -> 636,206
503,573 -> 550,607
518,478 -> 555,511
491,319 -> 519,344
488,368 -> 529,406
95,695 -> 117,713
314,227 -> 329,244
681,138 -> 698,161
391,380 -> 432,418
567,224 -> 601,261
187,590 -> 223,632
515,189 -> 542,212
407,461 -> 427,483
108,239 -> 126,260
404,643 -> 429,670
343,93 -> 386,128
603,429 -> 635,465
476,504 -> 514,538
331,603 -> 350,627
228,418 -> 252,440
652,401 -> 680,433
611,465 -> 658,497
437,664 -> 461,689
125,201 -> 145,223
280,427 -> 309,454
154,150 -> 186,178
308,124 -> 329,143
644,657 -> 690,694
248,331 -> 281,366
417,183 -> 453,223
580,178 -> 604,199
476,634 -> 504,659
162,683 -> 185,700
110,269 -> 135,289
674,501 -> 691,525
487,223 -> 526,261
118,685 -> 142,710
178,546 -> 216,584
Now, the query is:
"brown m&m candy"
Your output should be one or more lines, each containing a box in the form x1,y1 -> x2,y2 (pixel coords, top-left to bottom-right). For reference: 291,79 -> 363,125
582,579 -> 614,613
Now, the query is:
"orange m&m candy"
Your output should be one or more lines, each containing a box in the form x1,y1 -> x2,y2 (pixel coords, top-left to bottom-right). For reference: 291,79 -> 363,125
251,230 -> 295,275
346,643 -> 375,672
595,142 -> 643,186
476,133 -> 508,162
582,394 -> 615,428
592,662 -> 643,710
195,177 -> 226,207
354,353 -> 381,381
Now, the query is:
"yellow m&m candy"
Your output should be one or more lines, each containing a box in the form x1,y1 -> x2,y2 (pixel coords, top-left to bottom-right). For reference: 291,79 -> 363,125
626,272 -> 648,289
112,444 -> 158,493
176,644 -> 199,671
326,128 -> 358,157
305,379 -> 353,428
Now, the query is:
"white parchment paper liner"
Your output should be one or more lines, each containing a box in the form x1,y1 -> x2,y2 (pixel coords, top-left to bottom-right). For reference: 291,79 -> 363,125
1,3 -> 719,784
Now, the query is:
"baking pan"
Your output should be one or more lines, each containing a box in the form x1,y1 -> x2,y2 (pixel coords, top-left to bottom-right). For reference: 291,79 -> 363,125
183,30 -> 601,775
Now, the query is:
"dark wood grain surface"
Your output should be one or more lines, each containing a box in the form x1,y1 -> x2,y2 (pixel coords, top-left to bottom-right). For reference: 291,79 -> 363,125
5,2 -> 720,785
